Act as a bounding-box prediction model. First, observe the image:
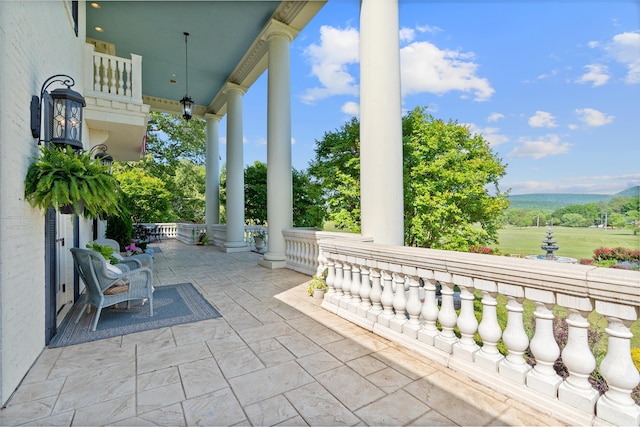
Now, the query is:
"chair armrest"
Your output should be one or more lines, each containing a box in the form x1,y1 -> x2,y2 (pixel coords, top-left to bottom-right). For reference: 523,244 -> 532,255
119,258 -> 142,270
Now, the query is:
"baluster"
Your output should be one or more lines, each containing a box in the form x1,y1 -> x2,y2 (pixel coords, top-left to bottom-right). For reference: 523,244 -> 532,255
340,262 -> 352,308
316,245 -> 325,278
109,58 -> 117,94
597,313 -> 640,425
349,263 -> 362,312
378,269 -> 395,328
475,290 -> 503,371
526,301 -> 562,397
331,261 -> 344,305
303,242 -> 311,272
389,273 -> 407,332
324,259 -> 335,296
117,60 -> 125,95
358,265 -> 372,317
499,295 -> 531,383
558,307 -> 598,412
435,273 -> 457,353
367,268 -> 383,322
418,273 -> 439,346
404,275 -> 422,339
124,61 -> 132,97
93,55 -> 101,91
453,278 -> 479,361
100,57 -> 108,92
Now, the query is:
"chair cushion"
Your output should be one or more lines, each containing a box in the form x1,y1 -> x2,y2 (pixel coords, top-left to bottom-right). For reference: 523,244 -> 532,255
104,278 -> 129,295
106,263 -> 123,274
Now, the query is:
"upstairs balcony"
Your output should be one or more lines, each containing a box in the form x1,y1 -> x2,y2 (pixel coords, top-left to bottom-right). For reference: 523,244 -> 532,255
83,43 -> 150,161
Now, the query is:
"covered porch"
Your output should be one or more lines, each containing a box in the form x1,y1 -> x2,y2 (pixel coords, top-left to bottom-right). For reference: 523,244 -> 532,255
0,239 -> 564,426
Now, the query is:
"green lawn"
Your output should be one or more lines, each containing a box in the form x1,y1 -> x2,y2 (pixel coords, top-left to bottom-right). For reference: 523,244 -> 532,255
493,226 -> 639,261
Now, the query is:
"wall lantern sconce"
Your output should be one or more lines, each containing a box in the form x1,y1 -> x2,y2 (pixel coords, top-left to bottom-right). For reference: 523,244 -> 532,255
180,32 -> 194,121
30,74 -> 86,150
90,144 -> 113,173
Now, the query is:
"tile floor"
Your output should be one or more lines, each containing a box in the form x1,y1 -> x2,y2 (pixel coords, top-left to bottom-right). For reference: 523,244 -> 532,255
0,240 -> 566,426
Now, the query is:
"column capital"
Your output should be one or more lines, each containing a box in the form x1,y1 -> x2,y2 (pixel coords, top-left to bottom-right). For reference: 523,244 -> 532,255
203,113 -> 222,122
222,82 -> 247,97
262,19 -> 298,43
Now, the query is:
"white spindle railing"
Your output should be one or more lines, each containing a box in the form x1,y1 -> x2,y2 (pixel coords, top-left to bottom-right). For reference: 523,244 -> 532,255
313,238 -> 640,426
84,43 -> 142,102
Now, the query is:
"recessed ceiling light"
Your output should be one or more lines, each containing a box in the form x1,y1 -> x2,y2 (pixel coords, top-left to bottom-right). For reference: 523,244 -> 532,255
95,26 -> 104,33
91,2 -> 101,8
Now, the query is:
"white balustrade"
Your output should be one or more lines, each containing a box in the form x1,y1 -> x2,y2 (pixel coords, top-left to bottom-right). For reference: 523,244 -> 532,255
309,236 -> 640,425
85,44 -> 142,102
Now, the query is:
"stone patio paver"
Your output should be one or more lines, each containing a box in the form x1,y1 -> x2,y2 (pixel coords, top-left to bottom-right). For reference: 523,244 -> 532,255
0,239 -> 568,426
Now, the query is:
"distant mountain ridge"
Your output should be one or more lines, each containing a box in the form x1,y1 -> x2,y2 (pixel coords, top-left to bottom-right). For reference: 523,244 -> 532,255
508,186 -> 640,211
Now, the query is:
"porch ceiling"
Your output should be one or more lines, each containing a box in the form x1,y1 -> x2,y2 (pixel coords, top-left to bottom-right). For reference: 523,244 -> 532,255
86,1 -> 323,117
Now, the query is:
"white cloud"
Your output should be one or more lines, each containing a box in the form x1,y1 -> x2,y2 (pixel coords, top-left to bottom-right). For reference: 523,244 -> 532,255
416,24 -> 443,34
508,134 -> 571,159
528,111 -> 557,128
575,108 -> 614,127
401,41 -> 494,101
302,25 -> 494,104
487,112 -> 504,122
399,27 -> 415,42
576,64 -> 610,87
587,41 -> 600,48
301,25 -> 360,104
465,123 -> 509,147
568,124 -> 578,130
606,31 -> 640,84
291,137 -> 296,145
341,101 -> 360,116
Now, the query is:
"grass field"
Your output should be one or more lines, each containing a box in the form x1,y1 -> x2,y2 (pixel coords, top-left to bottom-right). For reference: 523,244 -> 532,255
492,226 -> 640,261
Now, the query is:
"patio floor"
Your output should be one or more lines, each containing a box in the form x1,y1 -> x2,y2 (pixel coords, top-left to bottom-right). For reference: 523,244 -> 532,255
0,239 -> 566,426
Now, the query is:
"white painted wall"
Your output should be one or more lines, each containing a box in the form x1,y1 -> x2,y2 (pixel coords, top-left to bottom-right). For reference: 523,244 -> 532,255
0,0 -> 87,405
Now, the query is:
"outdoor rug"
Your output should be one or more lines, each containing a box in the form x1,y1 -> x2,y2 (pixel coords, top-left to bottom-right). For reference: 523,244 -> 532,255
49,283 -> 221,348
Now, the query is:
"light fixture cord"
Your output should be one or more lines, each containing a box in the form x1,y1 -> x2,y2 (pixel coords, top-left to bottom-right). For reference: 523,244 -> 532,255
184,32 -> 189,96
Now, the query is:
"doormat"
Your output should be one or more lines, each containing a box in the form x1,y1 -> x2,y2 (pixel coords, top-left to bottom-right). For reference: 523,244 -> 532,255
49,283 -> 221,348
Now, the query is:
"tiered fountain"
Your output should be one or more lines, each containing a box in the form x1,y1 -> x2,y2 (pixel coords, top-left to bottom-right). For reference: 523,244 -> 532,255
525,227 -> 577,264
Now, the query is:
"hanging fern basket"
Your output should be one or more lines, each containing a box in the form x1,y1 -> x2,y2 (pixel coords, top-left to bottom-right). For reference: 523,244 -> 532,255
24,145 -> 120,219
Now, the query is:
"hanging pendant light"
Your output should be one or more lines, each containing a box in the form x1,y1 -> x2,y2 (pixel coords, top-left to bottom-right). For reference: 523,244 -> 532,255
180,31 -> 193,121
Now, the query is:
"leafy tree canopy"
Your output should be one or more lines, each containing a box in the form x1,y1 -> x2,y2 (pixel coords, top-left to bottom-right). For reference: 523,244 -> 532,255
114,168 -> 173,223
309,107 -> 510,251
239,161 -> 325,228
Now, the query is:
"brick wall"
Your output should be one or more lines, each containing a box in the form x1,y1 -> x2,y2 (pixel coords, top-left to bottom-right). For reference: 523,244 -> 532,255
0,0 -> 87,405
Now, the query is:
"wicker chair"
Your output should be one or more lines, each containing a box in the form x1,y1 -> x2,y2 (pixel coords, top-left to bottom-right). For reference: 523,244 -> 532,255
70,248 -> 154,331
93,238 -> 153,269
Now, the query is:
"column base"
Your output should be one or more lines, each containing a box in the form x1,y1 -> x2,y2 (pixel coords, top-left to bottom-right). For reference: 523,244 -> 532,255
558,380 -> 599,413
259,259 -> 287,269
597,390 -> 640,426
223,242 -> 249,253
499,358 -> 531,384
526,369 -> 562,397
452,342 -> 480,362
474,349 -> 503,373
417,327 -> 438,346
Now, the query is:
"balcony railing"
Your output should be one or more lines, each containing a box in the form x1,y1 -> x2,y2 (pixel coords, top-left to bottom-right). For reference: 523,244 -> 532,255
310,237 -> 640,426
84,43 -> 142,103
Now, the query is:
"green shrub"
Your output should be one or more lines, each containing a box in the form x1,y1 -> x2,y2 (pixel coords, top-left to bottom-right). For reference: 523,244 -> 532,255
106,212 -> 133,251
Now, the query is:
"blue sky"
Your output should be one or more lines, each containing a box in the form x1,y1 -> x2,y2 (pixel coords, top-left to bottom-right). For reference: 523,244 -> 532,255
219,0 -> 640,196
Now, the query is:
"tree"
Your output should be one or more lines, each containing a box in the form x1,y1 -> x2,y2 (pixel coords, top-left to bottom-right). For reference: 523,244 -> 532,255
241,161 -> 325,228
560,213 -> 588,227
309,107 -> 509,250
114,169 -> 173,223
308,117 -> 361,232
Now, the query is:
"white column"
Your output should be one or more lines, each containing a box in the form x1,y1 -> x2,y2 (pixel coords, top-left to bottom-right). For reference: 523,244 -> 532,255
260,20 -> 297,269
205,115 -> 221,240
223,83 -> 249,252
359,0 -> 404,245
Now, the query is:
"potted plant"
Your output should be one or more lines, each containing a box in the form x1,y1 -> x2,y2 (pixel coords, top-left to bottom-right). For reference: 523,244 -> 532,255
24,145 -> 120,218
254,230 -> 266,251
307,275 -> 328,299
196,232 -> 209,245
86,241 -> 120,264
